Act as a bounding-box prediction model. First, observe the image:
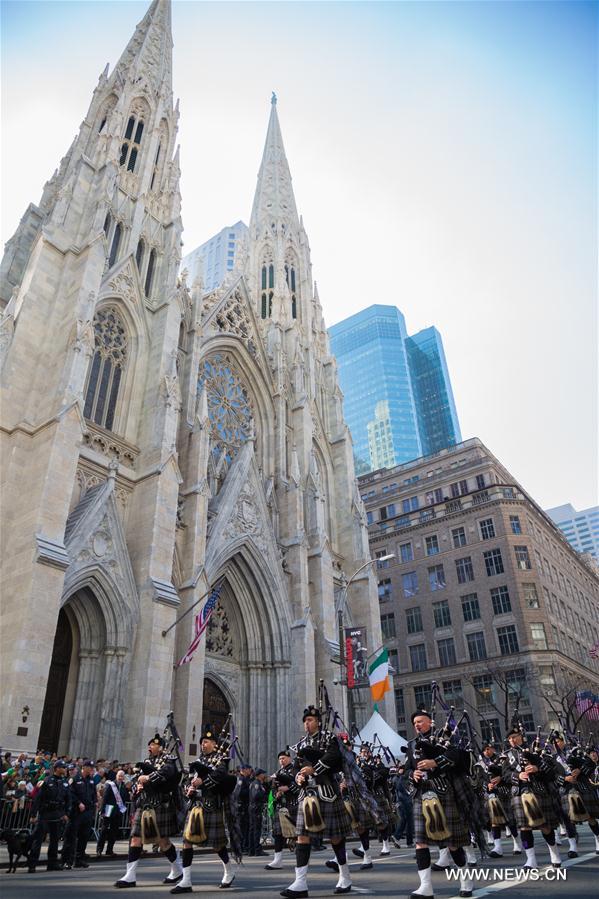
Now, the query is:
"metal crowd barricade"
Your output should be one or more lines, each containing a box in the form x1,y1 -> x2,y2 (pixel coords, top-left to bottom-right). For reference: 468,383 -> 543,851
0,797 -> 34,831
92,800 -> 134,843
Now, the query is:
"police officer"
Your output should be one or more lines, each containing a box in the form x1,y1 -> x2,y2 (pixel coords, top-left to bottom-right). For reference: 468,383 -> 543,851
249,769 -> 269,856
233,763 -> 252,851
62,759 -> 97,868
28,759 -> 72,872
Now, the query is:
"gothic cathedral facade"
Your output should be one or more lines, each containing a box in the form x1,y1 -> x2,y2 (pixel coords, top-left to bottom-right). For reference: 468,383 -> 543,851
0,0 -> 388,767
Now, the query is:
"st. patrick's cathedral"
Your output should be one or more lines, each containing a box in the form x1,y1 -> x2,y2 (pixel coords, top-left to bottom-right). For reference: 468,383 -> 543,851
0,0 -> 390,768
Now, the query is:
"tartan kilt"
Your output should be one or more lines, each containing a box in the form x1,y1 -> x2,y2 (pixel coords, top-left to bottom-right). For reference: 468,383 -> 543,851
353,798 -> 379,832
272,802 -> 298,837
375,794 -> 395,830
562,787 -> 599,821
511,790 -> 559,831
185,799 -> 227,849
130,799 -> 179,839
485,787 -> 517,830
295,792 -> 353,840
413,787 -> 470,847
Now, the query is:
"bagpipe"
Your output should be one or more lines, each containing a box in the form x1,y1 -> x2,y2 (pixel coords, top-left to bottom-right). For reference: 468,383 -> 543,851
134,711 -> 186,844
188,714 -> 238,795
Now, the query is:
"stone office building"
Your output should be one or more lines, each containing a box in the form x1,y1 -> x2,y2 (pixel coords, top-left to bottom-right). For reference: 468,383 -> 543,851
359,438 -> 599,740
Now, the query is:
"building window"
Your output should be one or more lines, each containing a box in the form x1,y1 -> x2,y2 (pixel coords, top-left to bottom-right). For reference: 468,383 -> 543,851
399,542 -> 413,562
452,527 -> 467,548
483,548 -> 504,576
490,585 -> 512,615
366,511 -> 374,525
459,479 -> 468,495
437,637 -> 456,666
473,673 -> 495,708
108,222 -> 122,268
402,571 -> 418,597
530,623 -> 548,650
520,714 -> 535,736
539,665 -> 556,693
406,607 -> 423,634
119,113 -> 145,173
144,248 -> 157,297
378,579 -> 392,602
433,600 -> 451,628
428,564 -> 446,591
480,718 -> 501,744
135,238 -> 145,271
388,648 -> 399,672
442,678 -> 463,706
476,474 -> 486,490
381,613 -> 396,639
514,545 -> 532,570
461,593 -> 480,621
414,684 -> 433,710
510,515 -> 522,535
425,535 -> 439,556
395,687 -> 406,725
497,624 -> 519,655
376,549 -> 391,569
455,556 -> 474,584
479,518 -> 495,540
523,583 -> 539,608
466,631 -> 487,661
83,306 -> 128,432
410,643 -> 428,672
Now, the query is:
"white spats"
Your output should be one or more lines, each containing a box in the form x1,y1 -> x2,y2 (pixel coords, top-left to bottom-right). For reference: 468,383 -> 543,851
336,863 -> 352,890
286,865 -> 309,892
267,850 -> 284,868
465,846 -> 477,865
568,838 -> 578,853
594,834 -> 599,852
120,860 -> 139,883
221,861 -> 235,885
547,842 -> 561,866
524,847 -> 538,868
381,839 -> 391,854
412,865 -> 433,897
459,866 -> 473,896
492,839 -> 503,855
179,865 -> 192,888
436,847 -> 451,868
167,851 -> 183,881
512,835 -> 523,852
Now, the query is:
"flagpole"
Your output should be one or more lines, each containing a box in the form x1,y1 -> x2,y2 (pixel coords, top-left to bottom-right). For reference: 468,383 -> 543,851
161,580 -> 223,637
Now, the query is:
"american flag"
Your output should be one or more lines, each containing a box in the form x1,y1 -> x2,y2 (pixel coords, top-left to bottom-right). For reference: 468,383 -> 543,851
575,690 -> 599,721
175,583 -> 223,667
590,640 -> 599,659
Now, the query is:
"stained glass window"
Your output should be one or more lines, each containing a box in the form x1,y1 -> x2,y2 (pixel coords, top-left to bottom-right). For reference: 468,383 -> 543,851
83,306 -> 128,431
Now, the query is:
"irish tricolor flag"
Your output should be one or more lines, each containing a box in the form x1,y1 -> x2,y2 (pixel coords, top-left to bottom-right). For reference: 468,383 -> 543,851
368,648 -> 390,702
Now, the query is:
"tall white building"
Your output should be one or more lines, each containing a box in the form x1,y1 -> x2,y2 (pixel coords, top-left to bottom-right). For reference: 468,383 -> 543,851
546,504 -> 599,561
181,221 -> 248,292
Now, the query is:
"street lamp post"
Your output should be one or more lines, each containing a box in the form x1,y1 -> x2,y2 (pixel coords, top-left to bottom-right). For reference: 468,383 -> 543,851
337,553 -> 395,729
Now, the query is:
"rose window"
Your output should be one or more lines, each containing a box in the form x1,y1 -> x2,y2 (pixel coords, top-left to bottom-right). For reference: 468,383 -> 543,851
199,354 -> 253,463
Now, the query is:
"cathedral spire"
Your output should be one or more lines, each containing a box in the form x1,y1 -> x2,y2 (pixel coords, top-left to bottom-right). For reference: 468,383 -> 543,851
250,96 -> 299,237
110,0 -> 173,94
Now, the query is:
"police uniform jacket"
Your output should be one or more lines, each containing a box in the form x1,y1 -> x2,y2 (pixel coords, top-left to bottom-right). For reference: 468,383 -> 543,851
32,775 -> 71,821
69,774 -> 96,814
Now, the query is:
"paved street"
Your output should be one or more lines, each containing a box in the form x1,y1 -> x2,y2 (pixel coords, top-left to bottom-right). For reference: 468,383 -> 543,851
1,832 -> 598,899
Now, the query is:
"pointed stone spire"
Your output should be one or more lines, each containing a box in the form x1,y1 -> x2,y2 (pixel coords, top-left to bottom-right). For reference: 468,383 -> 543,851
250,95 -> 299,237
110,0 -> 173,95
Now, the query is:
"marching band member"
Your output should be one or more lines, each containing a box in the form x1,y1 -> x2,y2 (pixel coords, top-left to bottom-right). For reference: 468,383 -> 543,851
265,748 -> 301,870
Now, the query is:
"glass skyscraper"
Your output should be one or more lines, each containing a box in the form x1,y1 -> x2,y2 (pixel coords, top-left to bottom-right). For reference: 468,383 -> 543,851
328,305 -> 461,474
545,504 -> 599,561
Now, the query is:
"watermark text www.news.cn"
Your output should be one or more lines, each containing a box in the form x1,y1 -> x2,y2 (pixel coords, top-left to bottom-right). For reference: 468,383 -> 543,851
446,867 -> 568,883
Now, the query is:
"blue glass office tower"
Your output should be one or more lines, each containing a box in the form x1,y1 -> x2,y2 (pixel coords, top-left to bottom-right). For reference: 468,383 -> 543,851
406,326 -> 461,456
328,306 -> 422,474
329,305 -> 461,474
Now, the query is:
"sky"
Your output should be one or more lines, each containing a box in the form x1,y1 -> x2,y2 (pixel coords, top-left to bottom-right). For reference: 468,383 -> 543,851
1,0 -> 597,512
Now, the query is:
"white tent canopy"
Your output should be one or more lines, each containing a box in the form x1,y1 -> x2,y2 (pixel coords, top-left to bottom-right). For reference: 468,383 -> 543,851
355,710 -> 408,761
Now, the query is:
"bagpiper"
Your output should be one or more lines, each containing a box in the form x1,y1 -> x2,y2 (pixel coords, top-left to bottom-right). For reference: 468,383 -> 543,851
553,733 -> 599,856
473,743 -> 521,858
265,748 -> 301,870
172,725 -> 242,893
280,703 -> 353,898
115,734 -> 182,889
404,709 -> 473,899
501,726 -> 561,869
353,744 -> 393,859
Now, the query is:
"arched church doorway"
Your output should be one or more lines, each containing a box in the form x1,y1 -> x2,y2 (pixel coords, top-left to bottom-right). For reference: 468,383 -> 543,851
202,678 -> 230,735
38,608 -> 74,752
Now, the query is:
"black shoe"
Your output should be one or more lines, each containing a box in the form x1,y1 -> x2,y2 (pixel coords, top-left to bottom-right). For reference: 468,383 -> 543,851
459,892 -> 473,898
334,887 -> 352,895
489,851 -> 503,859
114,880 -> 136,888
406,843 -> 414,848
380,850 -> 390,856
431,863 -> 451,871
360,862 -> 373,870
27,867 -> 36,874
74,861 -> 89,868
568,851 -> 578,859
280,890 -> 308,898
409,893 -> 433,899
512,849 -> 522,855
164,874 -> 183,884
552,863 -> 561,869
326,860 -> 339,872
47,863 -> 64,871
63,863 -> 72,870
219,875 -> 235,889
170,888 -> 192,896
352,848 -> 364,858
265,864 -> 284,870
